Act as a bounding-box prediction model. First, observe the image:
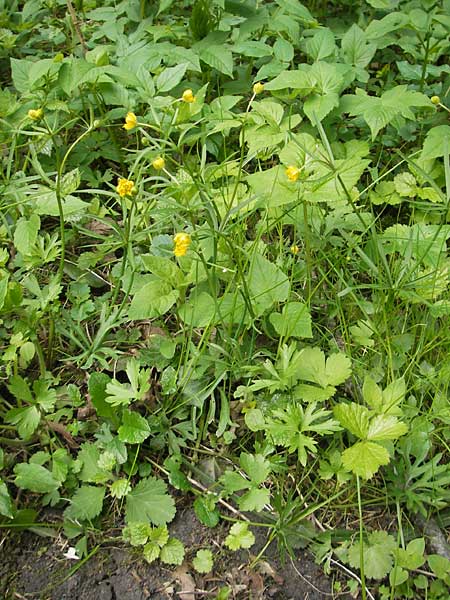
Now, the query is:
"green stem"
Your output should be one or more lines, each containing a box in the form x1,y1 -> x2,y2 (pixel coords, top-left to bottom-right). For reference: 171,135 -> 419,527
357,475 -> 367,600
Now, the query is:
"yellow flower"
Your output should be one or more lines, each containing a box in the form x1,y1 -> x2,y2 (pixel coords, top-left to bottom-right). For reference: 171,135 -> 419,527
253,82 -> 264,95
291,244 -> 300,255
182,89 -> 195,103
123,112 -> 137,130
286,165 -> 300,182
173,232 -> 191,257
116,178 -> 135,197
28,108 -> 43,121
431,95 -> 440,105
152,156 -> 165,170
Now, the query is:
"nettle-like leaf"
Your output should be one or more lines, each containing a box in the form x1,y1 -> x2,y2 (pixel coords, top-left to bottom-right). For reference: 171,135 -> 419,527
64,485 -> 105,521
160,538 -> 185,565
224,522 -> 255,551
14,463 -> 60,493
125,477 -> 176,526
348,531 -> 397,579
341,86 -> 432,140
193,549 -> 214,574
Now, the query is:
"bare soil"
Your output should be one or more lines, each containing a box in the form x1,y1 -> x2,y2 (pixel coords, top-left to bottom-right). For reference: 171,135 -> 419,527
0,506 -> 345,600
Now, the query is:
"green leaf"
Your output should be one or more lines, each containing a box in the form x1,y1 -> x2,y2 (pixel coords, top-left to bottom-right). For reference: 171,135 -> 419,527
304,93 -> 339,123
14,463 -> 59,493
198,45 -> 233,77
64,486 -> 105,521
244,408 -> 265,432
362,377 -> 383,412
194,495 -> 220,528
128,280 -> 179,320
143,541 -> 161,563
270,302 -> 312,339
0,481 -> 14,519
160,537 -> 185,565
122,522 -> 153,546
156,63 -> 188,93
395,538 -> 425,570
366,415 -> 408,441
348,531 -> 396,579
238,488 -> 270,512
265,65 -> 315,94
334,403 -> 371,439
14,215 -> 40,255
240,453 -> 270,486
77,442 -> 108,483
126,477 -> 176,526
305,28 -> 336,61
118,409 -> 151,444
421,125 -> 450,160
341,24 -> 376,69
193,549 -> 213,574
5,406 -> 40,440
88,372 -> 115,419
110,479 -> 131,499
428,554 -> 450,580
342,441 -> 390,479
394,172 -> 417,197
248,253 -> 290,315
382,378 -> 406,414
178,291 -> 216,327
224,522 -> 255,551
325,353 -> 352,387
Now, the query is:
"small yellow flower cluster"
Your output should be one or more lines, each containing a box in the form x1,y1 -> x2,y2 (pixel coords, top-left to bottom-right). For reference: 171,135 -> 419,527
28,108 -> 43,121
116,178 -> 135,197
182,89 -> 195,103
173,232 -> 191,257
285,165 -> 300,182
253,82 -> 264,95
123,112 -> 137,130
152,156 -> 165,170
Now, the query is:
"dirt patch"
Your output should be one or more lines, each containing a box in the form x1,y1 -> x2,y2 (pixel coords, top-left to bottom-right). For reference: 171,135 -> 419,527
1,506 -> 344,599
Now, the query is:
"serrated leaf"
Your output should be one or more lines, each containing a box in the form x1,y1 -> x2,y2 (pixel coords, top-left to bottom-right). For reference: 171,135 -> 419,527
5,406 -> 40,440
240,453 -> 270,486
198,46 -> 233,77
122,522 -> 153,546
224,522 -> 255,551
156,63 -> 188,93
304,92 -> 339,123
160,538 -> 185,565
305,28 -> 336,61
334,403 -> 371,439
244,408 -> 265,432
143,541 -> 161,563
342,441 -> 390,479
394,172 -> 417,197
64,485 -> 105,521
110,479 -> 131,499
194,495 -> 220,528
366,415 -> 408,441
382,378 -> 405,414
0,481 -> 14,518
421,125 -> 450,160
238,488 -> 270,512
118,409 -> 151,444
341,24 -> 376,69
325,353 -> 352,387
126,477 -> 175,526
362,377 -> 383,412
193,549 -> 213,574
348,531 -> 396,579
14,463 -> 59,493
220,470 -> 250,493
14,214 -> 40,255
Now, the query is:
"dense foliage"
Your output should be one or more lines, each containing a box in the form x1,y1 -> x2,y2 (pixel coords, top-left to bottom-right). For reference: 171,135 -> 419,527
1,0 -> 450,597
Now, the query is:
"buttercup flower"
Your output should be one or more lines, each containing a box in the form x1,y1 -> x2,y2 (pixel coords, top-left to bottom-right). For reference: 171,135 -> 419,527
173,232 -> 191,257
116,178 -> 135,197
253,82 -> 264,95
286,165 -> 300,182
431,95 -> 440,105
291,244 -> 300,255
123,111 -> 137,130
182,89 -> 195,103
152,156 -> 165,170
28,108 -> 43,121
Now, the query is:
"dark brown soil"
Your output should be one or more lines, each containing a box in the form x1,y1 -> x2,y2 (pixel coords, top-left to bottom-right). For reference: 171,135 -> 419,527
0,506 -> 345,599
